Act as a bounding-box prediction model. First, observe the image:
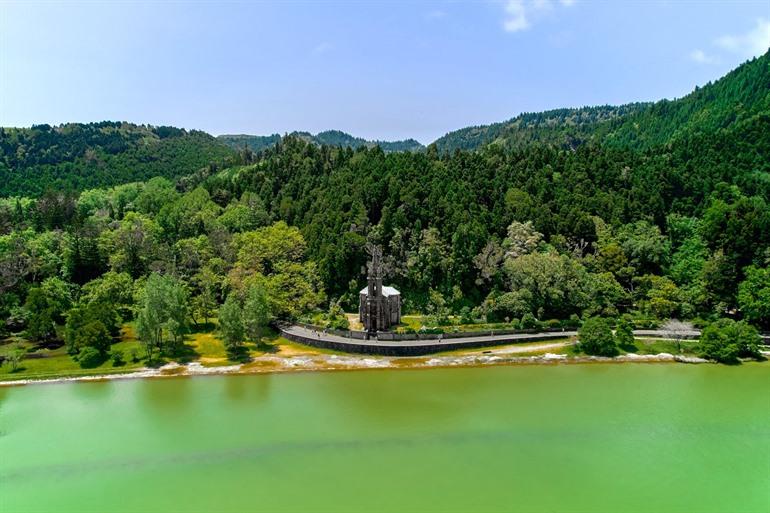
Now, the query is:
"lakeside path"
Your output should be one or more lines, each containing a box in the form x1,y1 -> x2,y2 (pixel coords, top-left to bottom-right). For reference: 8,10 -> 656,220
5,326 -> 768,387
0,338 -> 722,388
279,325 -> 703,356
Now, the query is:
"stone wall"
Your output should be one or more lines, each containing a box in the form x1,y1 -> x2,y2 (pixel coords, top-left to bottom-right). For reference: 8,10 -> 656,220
279,327 -> 570,356
293,321 -> 571,341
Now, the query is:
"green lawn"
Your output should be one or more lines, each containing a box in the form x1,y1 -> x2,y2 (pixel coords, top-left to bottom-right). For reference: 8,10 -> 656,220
0,326 -> 146,381
0,322 -> 254,379
434,337 -> 573,356
564,337 -> 701,358
629,338 -> 699,355
187,331 -> 229,361
182,327 -> 330,367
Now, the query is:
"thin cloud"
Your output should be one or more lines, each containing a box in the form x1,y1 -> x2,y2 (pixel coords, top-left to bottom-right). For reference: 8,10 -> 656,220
689,49 -> 717,65
503,1 -> 529,32
426,10 -> 447,20
311,42 -> 333,56
715,18 -> 770,58
502,0 -> 575,34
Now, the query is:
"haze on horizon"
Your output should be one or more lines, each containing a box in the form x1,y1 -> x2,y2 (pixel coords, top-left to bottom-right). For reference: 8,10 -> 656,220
1,0 -> 769,144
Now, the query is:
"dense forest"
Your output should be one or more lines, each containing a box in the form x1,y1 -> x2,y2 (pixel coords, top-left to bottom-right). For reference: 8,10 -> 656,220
0,52 -> 768,368
434,49 -> 769,153
0,122 -> 236,197
219,130 -> 425,154
432,104 -> 650,153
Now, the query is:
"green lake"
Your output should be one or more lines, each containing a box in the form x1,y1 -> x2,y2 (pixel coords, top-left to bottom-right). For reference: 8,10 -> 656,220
1,363 -> 769,513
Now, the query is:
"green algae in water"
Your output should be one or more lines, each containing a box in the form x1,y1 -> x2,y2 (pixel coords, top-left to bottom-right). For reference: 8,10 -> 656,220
1,363 -> 769,513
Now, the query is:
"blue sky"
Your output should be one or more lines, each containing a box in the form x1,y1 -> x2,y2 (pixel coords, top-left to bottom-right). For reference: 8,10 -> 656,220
1,1 -> 768,143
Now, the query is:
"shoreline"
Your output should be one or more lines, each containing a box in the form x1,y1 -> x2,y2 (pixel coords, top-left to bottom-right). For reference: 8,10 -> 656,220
1,350 -> 748,387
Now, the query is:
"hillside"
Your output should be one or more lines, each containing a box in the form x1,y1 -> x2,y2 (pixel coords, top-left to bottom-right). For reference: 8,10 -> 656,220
0,122 -> 235,197
196,53 -> 769,309
1,51 -> 768,377
434,51 -> 770,153
216,133 -> 282,153
219,129 -> 424,154
3,54 -> 765,198
604,52 -> 770,148
432,104 -> 649,153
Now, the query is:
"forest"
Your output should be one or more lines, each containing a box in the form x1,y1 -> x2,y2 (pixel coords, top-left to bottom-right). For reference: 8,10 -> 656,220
218,130 -> 425,154
0,122 -> 236,197
0,52 -> 768,370
434,50 -> 769,153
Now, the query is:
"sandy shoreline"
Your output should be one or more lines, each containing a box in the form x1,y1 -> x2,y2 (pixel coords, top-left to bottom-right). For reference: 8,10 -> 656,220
0,349 -> 730,387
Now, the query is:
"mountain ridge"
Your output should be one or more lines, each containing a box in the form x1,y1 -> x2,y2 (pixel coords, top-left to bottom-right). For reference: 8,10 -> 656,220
434,51 -> 769,152
1,52 -> 767,197
218,130 -> 425,154
0,122 -> 235,197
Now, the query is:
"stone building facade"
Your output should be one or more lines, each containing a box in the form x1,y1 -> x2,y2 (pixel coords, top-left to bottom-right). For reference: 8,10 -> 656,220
358,247 -> 401,333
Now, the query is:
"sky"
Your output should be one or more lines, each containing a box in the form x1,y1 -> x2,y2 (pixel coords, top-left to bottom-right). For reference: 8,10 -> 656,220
1,1 -> 769,144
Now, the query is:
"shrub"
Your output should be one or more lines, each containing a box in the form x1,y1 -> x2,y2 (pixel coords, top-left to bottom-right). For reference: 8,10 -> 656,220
631,318 -> 660,329
77,346 -> 103,368
5,349 -> 23,372
615,316 -> 635,349
578,317 -> 618,356
459,306 -> 474,325
698,319 -> 761,364
75,321 -> 112,354
737,265 -> 770,328
110,350 -> 125,367
520,313 -> 539,330
563,314 -> 581,329
65,301 -> 120,354
325,299 -> 349,330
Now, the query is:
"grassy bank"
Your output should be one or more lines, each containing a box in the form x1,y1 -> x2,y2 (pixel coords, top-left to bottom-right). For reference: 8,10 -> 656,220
0,324 -> 713,384
0,326 -> 146,381
0,323 -> 316,382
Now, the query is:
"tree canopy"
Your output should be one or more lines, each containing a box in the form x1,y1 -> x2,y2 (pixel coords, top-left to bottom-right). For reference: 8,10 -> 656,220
1,52 -> 769,362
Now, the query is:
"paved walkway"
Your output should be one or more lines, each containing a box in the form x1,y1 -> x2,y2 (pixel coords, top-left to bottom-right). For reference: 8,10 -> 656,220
284,324 -> 579,349
279,325 -> 713,356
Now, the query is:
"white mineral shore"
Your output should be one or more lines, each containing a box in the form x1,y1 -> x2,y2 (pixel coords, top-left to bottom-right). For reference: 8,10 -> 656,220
0,343 -> 747,387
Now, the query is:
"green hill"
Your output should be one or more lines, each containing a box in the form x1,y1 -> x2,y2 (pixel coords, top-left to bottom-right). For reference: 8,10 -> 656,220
432,104 -> 649,153
2,52 -> 767,201
216,133 -> 282,153
198,54 -> 769,305
604,52 -> 770,149
1,53 -> 768,347
434,51 -> 770,153
218,130 -> 424,154
0,122 -> 235,197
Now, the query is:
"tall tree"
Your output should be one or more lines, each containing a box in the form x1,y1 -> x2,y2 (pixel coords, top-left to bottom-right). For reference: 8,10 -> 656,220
244,284 -> 271,344
135,273 -> 189,361
218,294 -> 245,352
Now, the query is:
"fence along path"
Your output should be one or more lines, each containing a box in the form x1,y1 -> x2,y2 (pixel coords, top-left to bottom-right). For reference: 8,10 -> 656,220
278,324 -> 734,356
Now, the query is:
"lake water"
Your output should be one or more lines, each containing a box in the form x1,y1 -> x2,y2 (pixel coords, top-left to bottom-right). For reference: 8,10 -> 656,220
2,364 -> 769,513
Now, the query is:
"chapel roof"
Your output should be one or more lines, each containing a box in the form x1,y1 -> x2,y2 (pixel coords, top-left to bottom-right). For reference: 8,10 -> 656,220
359,285 -> 400,297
